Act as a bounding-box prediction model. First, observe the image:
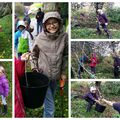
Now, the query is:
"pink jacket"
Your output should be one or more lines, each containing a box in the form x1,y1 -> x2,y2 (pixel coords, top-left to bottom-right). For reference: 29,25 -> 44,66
89,57 -> 97,67
15,58 -> 26,117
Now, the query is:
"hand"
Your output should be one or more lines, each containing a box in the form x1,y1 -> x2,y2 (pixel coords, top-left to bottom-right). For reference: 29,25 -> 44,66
32,68 -> 43,73
60,74 -> 66,88
21,52 -> 30,61
61,74 -> 67,81
95,100 -> 100,104
32,68 -> 39,73
105,23 -> 108,26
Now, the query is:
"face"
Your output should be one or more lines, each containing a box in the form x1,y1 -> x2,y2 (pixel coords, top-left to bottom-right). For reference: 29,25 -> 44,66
0,70 -> 4,77
45,18 -> 60,33
92,90 -> 96,93
19,25 -> 25,31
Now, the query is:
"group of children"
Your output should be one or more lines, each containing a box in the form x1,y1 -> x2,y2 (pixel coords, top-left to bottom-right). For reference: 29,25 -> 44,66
15,10 -> 68,118
83,86 -> 120,114
78,52 -> 97,79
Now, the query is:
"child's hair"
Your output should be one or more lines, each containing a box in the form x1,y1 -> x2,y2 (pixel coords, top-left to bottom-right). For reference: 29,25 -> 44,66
0,66 -> 5,74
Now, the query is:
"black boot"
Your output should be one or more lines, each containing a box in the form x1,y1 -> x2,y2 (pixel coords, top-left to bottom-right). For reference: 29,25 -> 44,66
2,105 -> 7,116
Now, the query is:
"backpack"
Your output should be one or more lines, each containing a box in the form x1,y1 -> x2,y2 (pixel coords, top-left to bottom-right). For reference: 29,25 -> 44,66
18,37 -> 29,54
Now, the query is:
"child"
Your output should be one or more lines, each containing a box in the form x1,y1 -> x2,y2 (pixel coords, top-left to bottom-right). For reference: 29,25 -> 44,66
83,86 -> 99,112
0,66 -> 9,115
89,53 -> 97,75
31,11 -> 68,117
102,98 -> 120,114
15,52 -> 30,117
96,9 -> 110,38
15,20 -> 33,58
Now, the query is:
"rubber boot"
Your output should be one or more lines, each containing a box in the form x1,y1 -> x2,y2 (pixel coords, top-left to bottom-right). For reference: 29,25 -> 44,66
2,105 -> 7,116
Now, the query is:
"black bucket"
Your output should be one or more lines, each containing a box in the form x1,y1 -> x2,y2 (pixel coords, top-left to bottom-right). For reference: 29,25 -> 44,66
20,72 -> 49,109
95,103 -> 106,113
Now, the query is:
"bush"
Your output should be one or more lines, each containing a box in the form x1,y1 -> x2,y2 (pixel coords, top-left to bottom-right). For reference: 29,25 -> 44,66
107,8 -> 120,23
101,82 -> 120,96
15,3 -> 24,16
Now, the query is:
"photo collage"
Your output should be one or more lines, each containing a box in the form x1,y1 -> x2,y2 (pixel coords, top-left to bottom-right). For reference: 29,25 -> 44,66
0,0 -> 120,119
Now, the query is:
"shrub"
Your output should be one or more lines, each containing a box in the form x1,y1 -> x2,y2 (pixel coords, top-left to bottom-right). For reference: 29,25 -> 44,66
15,3 -> 24,16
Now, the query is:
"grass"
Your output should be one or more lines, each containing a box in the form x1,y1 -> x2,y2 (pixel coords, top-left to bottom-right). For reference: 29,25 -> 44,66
71,27 -> 120,39
0,62 -> 12,118
0,15 -> 12,59
71,98 -> 119,118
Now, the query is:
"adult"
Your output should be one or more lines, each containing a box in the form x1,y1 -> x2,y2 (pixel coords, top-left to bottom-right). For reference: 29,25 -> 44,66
36,8 -> 44,35
96,9 -> 110,38
23,13 -> 31,27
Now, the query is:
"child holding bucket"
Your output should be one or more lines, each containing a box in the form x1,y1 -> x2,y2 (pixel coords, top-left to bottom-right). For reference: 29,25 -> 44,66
0,66 -> 9,115
31,11 -> 68,117
15,52 -> 30,117
83,86 -> 100,112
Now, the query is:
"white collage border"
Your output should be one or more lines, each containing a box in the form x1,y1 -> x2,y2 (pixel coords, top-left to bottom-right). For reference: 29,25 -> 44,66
0,0 -> 120,119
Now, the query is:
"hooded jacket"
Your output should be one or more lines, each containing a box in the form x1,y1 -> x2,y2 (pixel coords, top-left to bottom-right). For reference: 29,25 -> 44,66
0,75 -> 9,97
89,55 -> 97,67
31,12 -> 68,80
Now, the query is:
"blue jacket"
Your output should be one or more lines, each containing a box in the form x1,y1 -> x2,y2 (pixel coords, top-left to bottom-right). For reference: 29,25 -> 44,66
15,30 -> 21,50
79,55 -> 88,66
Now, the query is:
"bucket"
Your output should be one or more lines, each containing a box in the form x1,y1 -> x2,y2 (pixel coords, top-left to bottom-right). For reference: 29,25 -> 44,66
95,103 -> 106,113
20,72 -> 49,109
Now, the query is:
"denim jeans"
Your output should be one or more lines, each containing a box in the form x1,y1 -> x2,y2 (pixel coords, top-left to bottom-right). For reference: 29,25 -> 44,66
43,80 -> 57,118
37,21 -> 42,35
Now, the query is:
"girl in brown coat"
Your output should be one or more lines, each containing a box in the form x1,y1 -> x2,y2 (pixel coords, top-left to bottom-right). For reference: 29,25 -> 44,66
31,11 -> 68,117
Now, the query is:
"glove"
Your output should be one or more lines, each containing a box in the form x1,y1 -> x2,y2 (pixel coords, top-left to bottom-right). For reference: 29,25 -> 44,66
105,23 -> 108,26
32,68 -> 39,73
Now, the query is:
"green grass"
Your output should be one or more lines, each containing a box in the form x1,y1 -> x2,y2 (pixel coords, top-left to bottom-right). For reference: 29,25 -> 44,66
71,98 -> 119,118
71,27 -> 120,39
0,62 -> 12,118
0,15 -> 12,59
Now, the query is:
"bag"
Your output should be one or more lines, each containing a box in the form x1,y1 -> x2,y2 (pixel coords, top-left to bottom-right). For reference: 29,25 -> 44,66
18,37 -> 29,54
